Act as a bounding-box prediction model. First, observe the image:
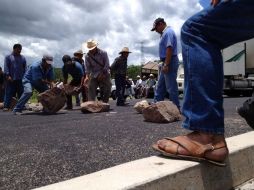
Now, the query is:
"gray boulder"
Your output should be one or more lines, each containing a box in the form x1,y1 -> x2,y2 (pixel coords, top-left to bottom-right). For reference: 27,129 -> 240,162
81,101 -> 110,113
142,101 -> 181,123
134,100 -> 150,113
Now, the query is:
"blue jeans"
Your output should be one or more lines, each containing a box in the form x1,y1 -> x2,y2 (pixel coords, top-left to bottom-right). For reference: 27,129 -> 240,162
13,81 -> 49,112
154,56 -> 180,109
4,80 -> 23,108
181,0 -> 254,134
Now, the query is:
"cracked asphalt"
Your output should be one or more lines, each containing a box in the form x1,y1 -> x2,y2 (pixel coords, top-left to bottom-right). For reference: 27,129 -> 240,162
0,97 -> 252,190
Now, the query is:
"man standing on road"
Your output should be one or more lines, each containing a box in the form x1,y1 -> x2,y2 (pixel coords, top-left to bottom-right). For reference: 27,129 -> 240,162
62,55 -> 85,110
111,47 -> 131,106
13,55 -> 54,115
3,44 -> 27,111
153,0 -> 254,166
151,18 -> 180,110
84,39 -> 111,103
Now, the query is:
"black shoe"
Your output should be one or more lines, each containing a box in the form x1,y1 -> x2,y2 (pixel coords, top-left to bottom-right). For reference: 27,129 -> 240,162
64,106 -> 73,110
237,106 -> 254,129
116,102 -> 129,106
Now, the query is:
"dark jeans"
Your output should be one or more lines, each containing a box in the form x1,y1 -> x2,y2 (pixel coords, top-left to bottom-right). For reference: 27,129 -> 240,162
181,0 -> 254,134
4,80 -> 23,108
0,84 -> 4,102
66,79 -> 81,109
115,74 -> 126,105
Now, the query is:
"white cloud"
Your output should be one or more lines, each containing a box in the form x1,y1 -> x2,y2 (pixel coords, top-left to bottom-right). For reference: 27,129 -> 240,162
0,0 -> 202,68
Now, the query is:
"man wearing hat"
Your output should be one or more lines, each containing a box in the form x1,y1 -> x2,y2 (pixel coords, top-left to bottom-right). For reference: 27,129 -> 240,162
84,39 -> 111,103
145,74 -> 157,98
151,17 -> 180,109
110,47 -> 131,106
134,75 -> 142,98
13,54 -> 55,114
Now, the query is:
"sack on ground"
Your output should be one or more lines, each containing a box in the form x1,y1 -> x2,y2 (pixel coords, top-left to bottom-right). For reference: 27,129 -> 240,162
63,84 -> 80,96
9,97 -> 17,110
37,87 -> 66,114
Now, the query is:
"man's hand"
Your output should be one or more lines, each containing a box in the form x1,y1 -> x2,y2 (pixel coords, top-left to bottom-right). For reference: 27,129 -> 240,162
211,0 -> 220,6
50,82 -> 56,88
7,76 -> 12,82
73,86 -> 81,92
84,77 -> 89,87
162,65 -> 169,74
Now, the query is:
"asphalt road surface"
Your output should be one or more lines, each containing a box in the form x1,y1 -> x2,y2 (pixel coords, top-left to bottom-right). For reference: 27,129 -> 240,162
0,97 -> 253,190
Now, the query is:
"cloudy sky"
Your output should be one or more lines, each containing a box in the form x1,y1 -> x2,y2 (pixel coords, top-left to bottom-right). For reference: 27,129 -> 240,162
0,0 -> 205,68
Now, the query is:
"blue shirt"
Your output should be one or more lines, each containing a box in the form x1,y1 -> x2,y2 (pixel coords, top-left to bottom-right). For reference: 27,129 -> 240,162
199,0 -> 210,8
4,53 -> 26,80
62,61 -> 84,80
159,27 -> 178,60
23,61 -> 54,84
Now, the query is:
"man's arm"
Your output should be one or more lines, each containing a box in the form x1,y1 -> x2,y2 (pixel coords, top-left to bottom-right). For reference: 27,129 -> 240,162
4,56 -> 12,81
103,51 -> 110,73
211,0 -> 220,6
162,47 -> 173,73
110,57 -> 119,71
23,56 -> 27,74
84,57 -> 91,85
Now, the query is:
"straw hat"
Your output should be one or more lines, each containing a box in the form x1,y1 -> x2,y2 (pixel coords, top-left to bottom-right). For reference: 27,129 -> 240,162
86,39 -> 98,50
119,47 -> 132,54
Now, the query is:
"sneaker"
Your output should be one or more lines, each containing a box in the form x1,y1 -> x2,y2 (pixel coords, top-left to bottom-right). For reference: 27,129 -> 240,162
13,111 -> 22,115
237,106 -> 254,129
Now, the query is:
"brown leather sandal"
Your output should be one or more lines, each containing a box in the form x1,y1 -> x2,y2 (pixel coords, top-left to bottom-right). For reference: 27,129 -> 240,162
152,136 -> 228,167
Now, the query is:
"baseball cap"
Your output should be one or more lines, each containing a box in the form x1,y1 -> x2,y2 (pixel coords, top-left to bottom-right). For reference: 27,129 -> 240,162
43,54 -> 53,65
151,17 -> 165,31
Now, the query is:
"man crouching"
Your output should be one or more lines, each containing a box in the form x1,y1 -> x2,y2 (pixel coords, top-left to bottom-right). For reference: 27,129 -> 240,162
13,55 -> 54,115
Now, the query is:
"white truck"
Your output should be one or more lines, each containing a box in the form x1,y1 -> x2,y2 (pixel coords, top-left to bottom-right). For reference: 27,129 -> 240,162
177,38 -> 254,97
223,38 -> 254,96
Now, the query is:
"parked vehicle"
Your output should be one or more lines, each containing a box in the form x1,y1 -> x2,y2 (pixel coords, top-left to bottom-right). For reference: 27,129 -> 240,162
223,38 -> 254,96
176,63 -> 184,94
176,38 -> 254,97
97,79 -> 135,100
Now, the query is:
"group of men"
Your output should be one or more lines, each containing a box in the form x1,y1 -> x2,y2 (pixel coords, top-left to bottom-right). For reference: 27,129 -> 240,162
2,0 -> 254,167
0,39 -> 137,114
134,74 -> 157,99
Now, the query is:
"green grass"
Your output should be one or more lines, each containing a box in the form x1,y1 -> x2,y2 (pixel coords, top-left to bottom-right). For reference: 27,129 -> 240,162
29,90 -> 39,103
